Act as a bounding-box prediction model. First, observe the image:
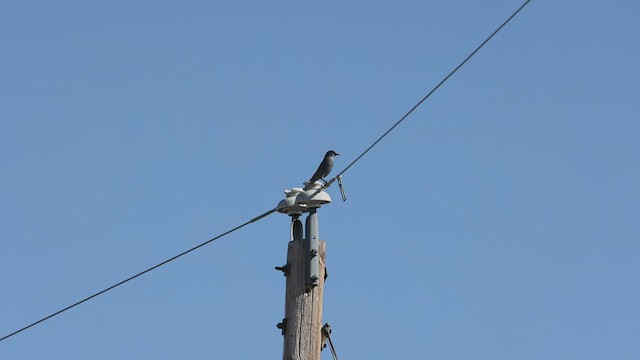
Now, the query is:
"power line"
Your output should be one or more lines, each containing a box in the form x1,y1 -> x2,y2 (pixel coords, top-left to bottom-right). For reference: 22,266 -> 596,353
0,208 -> 277,343
1,0 -> 532,344
325,0 -> 532,188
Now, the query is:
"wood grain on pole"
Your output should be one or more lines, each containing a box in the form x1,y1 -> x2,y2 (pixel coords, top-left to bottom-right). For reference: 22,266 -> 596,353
282,240 -> 326,360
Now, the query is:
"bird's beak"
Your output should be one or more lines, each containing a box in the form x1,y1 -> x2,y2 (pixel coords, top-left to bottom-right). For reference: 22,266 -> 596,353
335,153 -> 340,156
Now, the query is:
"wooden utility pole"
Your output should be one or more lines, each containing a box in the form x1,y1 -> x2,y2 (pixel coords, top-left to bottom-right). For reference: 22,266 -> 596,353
281,236 -> 326,360
276,189 -> 331,360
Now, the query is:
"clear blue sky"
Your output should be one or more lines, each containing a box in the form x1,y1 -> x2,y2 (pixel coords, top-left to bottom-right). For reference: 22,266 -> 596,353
2,1 -> 639,359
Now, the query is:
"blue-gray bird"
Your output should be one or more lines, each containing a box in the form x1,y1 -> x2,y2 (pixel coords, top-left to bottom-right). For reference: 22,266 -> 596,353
303,150 -> 339,190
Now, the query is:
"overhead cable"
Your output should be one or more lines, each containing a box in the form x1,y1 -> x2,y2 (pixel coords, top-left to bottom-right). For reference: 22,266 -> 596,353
324,0 -> 532,189
0,208 -> 277,343
1,0 -> 532,344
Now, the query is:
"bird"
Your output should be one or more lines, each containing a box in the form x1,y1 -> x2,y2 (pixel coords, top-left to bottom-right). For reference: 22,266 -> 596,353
303,150 -> 339,190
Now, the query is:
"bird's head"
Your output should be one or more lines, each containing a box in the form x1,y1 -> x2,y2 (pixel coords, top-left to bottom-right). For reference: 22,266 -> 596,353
326,150 -> 339,157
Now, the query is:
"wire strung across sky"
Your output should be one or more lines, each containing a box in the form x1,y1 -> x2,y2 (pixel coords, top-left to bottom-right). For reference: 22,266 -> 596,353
0,0 -> 531,343
0,208 -> 276,342
325,0 -> 532,188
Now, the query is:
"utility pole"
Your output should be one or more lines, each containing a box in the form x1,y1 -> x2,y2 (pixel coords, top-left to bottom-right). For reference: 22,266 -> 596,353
276,186 -> 331,360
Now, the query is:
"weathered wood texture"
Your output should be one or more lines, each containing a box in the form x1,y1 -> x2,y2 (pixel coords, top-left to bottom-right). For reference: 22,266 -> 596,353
282,240 -> 326,360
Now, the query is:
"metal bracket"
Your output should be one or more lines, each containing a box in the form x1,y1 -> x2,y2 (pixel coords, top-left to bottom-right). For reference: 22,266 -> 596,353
310,249 -> 318,258
275,264 -> 290,276
321,322 -> 339,359
321,323 -> 331,350
337,175 -> 347,201
276,318 -> 287,335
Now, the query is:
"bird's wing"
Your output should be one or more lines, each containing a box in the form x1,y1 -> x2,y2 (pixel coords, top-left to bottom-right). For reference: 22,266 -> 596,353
308,160 -> 327,182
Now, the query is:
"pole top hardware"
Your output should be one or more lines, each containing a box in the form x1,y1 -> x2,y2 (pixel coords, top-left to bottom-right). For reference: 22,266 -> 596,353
276,188 -> 307,215
295,188 -> 331,208
277,186 -> 332,215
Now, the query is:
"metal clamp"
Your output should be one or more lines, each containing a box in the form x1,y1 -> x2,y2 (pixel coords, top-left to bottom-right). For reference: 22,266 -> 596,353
275,264 -> 290,276
276,318 -> 287,335
337,175 -> 347,202
321,322 -> 339,359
